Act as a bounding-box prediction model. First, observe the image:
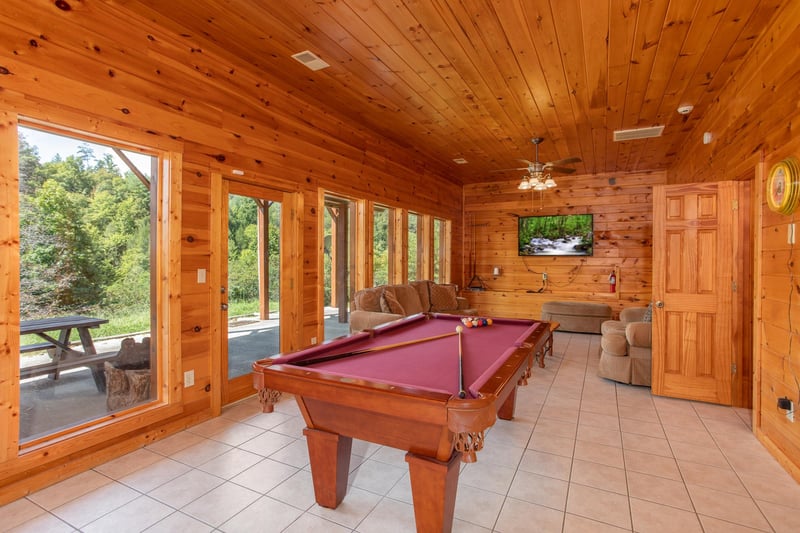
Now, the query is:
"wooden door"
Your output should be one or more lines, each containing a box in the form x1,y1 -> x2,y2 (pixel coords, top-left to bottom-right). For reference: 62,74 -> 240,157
652,181 -> 743,405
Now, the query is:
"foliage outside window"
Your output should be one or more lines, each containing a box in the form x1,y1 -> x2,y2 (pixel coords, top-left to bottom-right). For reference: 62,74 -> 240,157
372,205 -> 392,286
18,126 -> 158,442
407,212 -> 419,281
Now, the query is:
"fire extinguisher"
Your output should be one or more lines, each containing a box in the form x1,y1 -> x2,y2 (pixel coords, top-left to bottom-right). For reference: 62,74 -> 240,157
609,271 -> 617,293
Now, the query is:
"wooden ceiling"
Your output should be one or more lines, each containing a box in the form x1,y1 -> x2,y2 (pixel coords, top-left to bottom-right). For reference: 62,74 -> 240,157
121,0 -> 785,184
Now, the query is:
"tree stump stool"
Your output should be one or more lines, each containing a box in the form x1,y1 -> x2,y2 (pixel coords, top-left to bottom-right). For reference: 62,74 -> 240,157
105,337 -> 151,411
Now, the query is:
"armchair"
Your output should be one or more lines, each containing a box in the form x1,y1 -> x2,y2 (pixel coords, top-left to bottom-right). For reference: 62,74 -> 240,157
598,306 -> 652,386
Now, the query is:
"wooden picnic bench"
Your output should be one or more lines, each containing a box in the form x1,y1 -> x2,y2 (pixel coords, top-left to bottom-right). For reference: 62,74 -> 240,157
19,315 -> 113,392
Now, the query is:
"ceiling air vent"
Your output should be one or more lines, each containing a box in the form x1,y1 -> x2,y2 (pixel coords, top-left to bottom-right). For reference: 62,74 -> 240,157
291,50 -> 330,71
613,126 -> 665,142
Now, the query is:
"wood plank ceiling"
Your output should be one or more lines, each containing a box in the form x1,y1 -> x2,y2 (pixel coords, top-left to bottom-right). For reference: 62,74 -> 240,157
121,0 -> 786,184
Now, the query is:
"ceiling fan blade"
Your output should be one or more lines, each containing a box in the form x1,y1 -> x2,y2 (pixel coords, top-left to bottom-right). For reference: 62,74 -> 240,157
490,167 -> 530,173
547,156 -> 582,166
546,165 -> 577,174
517,159 -> 535,166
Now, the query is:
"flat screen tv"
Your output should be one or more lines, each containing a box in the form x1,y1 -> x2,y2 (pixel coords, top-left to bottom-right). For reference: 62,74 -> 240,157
518,214 -> 593,256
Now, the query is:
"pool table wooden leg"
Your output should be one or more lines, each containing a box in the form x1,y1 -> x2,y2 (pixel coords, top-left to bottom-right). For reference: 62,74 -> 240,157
303,428 -> 352,508
405,451 -> 460,533
497,386 -> 518,420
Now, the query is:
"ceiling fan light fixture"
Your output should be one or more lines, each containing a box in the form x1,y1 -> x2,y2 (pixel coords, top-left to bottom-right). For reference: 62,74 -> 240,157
544,175 -> 557,188
518,178 -> 531,190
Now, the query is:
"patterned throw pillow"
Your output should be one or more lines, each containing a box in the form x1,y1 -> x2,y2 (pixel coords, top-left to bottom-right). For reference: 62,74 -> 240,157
380,289 -> 405,315
641,302 -> 653,323
430,284 -> 458,312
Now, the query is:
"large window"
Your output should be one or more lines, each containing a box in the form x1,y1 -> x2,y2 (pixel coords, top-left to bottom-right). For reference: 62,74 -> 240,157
18,125 -> 159,443
407,212 -> 421,281
372,204 -> 394,286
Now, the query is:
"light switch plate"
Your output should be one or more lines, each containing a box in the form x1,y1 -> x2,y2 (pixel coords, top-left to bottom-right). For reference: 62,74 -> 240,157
184,370 -> 195,387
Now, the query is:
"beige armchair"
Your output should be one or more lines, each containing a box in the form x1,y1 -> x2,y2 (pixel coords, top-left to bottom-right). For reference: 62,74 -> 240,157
598,306 -> 652,386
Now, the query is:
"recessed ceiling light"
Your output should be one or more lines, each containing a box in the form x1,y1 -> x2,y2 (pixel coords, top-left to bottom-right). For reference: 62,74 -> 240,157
291,50 -> 330,71
453,158 -> 468,164
613,126 -> 665,142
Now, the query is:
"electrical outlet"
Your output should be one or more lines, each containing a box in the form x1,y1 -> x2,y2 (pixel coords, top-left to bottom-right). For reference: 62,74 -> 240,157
184,369 -> 195,387
311,336 -> 317,345
542,272 -> 548,281
197,268 -> 206,283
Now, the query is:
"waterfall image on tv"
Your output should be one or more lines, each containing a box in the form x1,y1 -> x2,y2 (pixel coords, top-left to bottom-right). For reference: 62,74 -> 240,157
518,214 -> 593,256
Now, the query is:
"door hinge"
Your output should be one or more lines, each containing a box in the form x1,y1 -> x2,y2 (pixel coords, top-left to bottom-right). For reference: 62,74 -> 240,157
732,199 -> 739,210
731,363 -> 737,375
732,281 -> 738,292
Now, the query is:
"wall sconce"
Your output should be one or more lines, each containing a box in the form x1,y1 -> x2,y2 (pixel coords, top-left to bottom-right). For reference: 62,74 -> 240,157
492,266 -> 501,276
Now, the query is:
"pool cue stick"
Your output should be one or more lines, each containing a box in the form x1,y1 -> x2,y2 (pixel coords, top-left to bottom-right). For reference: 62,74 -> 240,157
456,325 -> 466,398
293,330 -> 459,366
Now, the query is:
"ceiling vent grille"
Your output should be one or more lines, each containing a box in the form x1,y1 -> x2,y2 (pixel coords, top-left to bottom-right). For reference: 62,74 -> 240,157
291,50 -> 330,71
613,126 -> 665,142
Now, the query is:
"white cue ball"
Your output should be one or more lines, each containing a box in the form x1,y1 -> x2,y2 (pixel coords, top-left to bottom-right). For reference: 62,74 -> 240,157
456,325 -> 463,333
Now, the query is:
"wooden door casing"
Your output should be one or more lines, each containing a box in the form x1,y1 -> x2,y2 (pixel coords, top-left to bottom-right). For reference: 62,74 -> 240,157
652,181 -> 742,405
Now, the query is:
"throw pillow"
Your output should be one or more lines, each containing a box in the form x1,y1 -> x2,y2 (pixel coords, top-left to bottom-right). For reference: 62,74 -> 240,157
430,284 -> 458,312
641,302 -> 653,323
380,289 -> 406,315
356,287 -> 383,312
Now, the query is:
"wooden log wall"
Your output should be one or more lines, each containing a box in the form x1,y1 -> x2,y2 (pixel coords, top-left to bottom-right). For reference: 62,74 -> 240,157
0,0 -> 463,502
668,1 -> 800,481
462,170 -> 665,320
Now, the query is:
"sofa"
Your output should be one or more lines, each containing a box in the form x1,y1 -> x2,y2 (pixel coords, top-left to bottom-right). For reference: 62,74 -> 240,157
598,306 -> 652,386
350,280 -> 477,332
540,301 -> 613,334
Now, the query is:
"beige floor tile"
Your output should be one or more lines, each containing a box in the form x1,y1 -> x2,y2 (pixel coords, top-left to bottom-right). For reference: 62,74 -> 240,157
169,438 -> 232,467
619,417 -> 665,438
670,440 -> 729,468
218,495 -> 304,533
196,447 -> 264,479
508,470 -> 569,510
282,511 -> 351,532
350,458 -> 407,495
118,457 -> 191,493
755,499 -> 800,532
518,449 -> 573,480
81,495 -> 173,533
237,430 -> 296,457
534,417 -> 579,439
230,457 -> 298,494
355,497 -> 417,533
495,497 -> 565,533
579,413 -> 621,431
570,459 -> 627,495
677,460 -> 747,496
267,469 -> 317,510
144,512 -> 214,532
738,470 -> 800,509
622,432 -> 673,457
623,450 -> 682,480
93,448 -> 164,480
627,470 -> 693,510
309,486 -> 382,529
630,497 -> 703,533
182,482 -> 262,527
453,483 -> 506,529
207,422 -> 266,446
696,514 -> 766,533
563,512 -> 631,532
27,470 -> 113,510
566,484 -> 631,530
617,403 -> 659,422
50,482 -> 140,529
147,469 -> 224,509
0,498 -> 47,531
5,511 -> 74,533
573,440 -> 625,469
686,484 -> 771,530
576,424 -> 621,448
459,460 -> 517,495
145,430 -> 205,456
529,432 -> 576,458
473,439 -> 526,468
662,423 -> 716,446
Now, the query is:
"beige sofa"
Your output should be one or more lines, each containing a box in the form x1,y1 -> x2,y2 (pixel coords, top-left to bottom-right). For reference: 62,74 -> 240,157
350,281 -> 477,332
540,301 -> 613,334
598,306 -> 652,386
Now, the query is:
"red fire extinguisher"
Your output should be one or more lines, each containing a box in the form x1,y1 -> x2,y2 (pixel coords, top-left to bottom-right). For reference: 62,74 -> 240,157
609,271 -> 617,293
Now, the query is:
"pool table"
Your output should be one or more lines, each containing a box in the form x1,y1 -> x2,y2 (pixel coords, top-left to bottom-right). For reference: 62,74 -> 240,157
252,313 -> 550,532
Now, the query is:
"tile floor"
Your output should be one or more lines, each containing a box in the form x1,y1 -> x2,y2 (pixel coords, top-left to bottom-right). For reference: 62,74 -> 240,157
2,332 -> 800,532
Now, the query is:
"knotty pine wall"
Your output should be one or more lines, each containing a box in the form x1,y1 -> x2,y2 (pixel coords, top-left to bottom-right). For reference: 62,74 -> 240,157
462,170 -> 665,320
669,1 -> 800,481
0,1 -> 462,501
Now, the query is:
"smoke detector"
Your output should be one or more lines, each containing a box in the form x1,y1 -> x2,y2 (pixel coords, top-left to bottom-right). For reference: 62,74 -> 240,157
677,104 -> 694,115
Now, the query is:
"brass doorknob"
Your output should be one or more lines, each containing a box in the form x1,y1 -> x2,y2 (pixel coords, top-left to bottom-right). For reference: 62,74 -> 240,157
655,301 -> 664,308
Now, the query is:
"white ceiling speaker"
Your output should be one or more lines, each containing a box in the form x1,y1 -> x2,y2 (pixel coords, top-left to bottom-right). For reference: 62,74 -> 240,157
677,104 -> 694,115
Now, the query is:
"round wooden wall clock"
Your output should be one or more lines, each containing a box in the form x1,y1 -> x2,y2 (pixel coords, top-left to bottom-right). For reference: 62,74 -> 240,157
766,156 -> 800,215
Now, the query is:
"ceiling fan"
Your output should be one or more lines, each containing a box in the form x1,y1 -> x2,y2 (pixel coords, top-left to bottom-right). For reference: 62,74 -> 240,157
496,137 -> 581,190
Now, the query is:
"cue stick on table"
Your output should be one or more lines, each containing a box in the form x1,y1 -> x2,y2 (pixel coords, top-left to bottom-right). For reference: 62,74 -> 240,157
293,330 -> 459,367
456,325 -> 466,398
